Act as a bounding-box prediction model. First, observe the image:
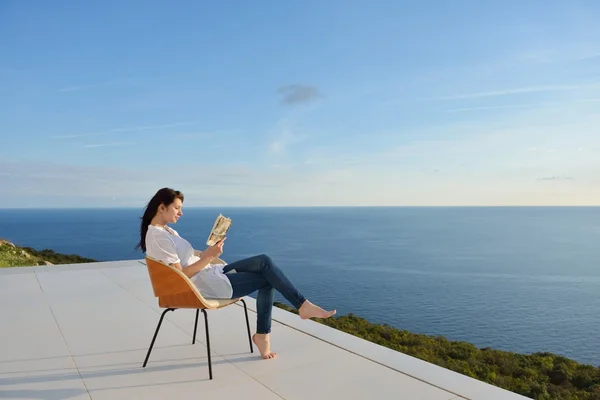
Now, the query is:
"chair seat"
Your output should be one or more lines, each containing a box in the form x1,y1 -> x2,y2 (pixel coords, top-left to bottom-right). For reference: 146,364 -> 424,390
158,293 -> 240,309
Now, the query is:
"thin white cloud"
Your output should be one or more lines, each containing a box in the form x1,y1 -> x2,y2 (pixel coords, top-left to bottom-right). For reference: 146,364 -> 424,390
577,52 -> 600,61
527,147 -> 557,154
52,122 -> 196,139
83,142 -> 133,148
537,176 -> 575,181
169,129 -> 229,141
171,132 -> 216,140
267,123 -> 307,155
58,79 -> 129,92
577,98 -> 600,103
520,49 -> 556,63
427,83 -> 599,101
517,46 -> 600,64
445,104 -> 544,112
444,98 -> 600,112
268,141 -> 285,155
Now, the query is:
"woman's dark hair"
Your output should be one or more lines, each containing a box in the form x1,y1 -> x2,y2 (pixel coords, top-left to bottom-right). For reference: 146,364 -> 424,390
135,187 -> 184,252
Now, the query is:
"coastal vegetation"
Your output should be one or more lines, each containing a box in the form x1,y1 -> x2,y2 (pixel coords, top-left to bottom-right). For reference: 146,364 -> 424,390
2,239 -> 598,399
0,239 -> 96,267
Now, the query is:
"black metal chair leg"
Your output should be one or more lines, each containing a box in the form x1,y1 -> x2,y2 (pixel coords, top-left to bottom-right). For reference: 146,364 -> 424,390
201,309 -> 212,380
240,299 -> 253,353
143,308 -> 175,367
144,303 -> 251,379
192,309 -> 199,344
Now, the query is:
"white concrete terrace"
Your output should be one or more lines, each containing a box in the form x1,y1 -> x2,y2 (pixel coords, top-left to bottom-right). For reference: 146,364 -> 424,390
0,260 -> 531,400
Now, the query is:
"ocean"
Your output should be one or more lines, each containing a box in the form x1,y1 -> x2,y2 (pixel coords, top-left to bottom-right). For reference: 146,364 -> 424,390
1,206 -> 598,366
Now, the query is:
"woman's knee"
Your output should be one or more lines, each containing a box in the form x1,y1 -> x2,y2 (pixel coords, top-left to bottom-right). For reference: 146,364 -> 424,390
258,254 -> 274,267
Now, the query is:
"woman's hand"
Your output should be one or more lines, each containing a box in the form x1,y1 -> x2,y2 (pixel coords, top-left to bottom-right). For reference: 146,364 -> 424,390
201,238 -> 226,261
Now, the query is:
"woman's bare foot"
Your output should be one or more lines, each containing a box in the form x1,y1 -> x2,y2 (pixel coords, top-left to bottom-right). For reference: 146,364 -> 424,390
252,333 -> 277,359
298,300 -> 336,320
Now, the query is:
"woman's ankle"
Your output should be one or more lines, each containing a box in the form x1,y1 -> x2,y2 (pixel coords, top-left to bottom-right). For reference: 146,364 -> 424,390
298,298 -> 309,309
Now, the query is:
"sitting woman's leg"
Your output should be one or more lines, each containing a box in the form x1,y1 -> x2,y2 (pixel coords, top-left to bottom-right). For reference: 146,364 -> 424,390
226,271 -> 277,359
223,254 -> 336,320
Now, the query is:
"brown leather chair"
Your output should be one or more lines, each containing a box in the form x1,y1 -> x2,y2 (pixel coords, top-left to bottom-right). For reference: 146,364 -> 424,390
142,256 -> 253,379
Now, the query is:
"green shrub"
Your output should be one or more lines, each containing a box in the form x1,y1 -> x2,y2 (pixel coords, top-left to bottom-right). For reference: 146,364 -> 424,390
0,239 -> 96,267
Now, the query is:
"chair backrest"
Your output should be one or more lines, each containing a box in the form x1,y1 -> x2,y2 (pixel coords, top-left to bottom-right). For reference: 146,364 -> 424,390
144,256 -> 207,299
144,256 -> 234,310
145,256 -> 187,296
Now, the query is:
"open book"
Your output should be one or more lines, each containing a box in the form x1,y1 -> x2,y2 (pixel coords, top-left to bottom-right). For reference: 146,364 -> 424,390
206,213 -> 232,246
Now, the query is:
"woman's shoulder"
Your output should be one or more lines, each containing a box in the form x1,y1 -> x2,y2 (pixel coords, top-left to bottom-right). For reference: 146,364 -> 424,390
147,225 -> 170,239
147,225 -> 179,239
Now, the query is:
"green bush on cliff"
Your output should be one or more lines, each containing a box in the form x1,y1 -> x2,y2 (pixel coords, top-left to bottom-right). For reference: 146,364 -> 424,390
20,246 -> 96,265
0,239 -> 96,267
273,302 -> 600,400
0,242 -> 44,267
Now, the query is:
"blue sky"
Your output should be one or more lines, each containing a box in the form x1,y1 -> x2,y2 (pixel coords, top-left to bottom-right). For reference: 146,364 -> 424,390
1,0 -> 599,207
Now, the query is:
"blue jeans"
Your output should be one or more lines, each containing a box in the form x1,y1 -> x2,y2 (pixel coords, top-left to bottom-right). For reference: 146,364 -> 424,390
223,254 -> 306,334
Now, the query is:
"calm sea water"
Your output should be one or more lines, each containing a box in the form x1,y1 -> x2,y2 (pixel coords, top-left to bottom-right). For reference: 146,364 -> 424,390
1,207 -> 598,366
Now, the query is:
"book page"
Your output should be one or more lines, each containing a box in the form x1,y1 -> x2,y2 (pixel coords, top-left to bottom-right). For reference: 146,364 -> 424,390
206,213 -> 232,246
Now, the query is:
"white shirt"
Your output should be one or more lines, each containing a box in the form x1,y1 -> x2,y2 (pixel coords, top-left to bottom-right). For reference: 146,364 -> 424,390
145,225 -> 233,299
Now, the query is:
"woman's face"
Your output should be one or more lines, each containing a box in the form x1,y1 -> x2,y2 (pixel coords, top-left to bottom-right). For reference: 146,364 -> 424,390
160,198 -> 183,224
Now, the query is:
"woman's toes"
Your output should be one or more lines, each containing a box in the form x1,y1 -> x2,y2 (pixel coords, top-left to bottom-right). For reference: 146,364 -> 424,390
253,334 -> 276,360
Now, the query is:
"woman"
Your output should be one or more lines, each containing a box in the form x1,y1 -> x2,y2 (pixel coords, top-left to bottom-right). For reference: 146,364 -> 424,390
136,188 -> 336,359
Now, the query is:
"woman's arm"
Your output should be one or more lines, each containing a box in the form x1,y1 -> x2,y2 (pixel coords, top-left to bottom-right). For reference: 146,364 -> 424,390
171,239 -> 225,278
169,255 -> 213,278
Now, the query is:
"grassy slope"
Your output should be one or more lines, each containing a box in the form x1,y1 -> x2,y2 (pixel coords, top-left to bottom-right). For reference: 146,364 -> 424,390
0,239 -> 97,267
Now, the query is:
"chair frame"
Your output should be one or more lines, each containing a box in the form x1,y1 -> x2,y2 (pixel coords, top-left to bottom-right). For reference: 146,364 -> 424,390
142,256 -> 253,379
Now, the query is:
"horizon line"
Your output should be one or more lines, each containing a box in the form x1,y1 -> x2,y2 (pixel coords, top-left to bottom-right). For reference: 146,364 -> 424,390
1,205 -> 600,210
